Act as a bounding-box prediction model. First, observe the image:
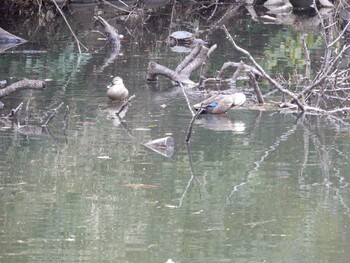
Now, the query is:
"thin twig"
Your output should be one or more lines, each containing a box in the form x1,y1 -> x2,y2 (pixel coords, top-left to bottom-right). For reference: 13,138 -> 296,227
185,106 -> 202,143
301,34 -> 311,80
217,61 -> 261,80
207,0 -> 219,21
327,20 -> 350,48
198,62 -> 207,88
99,0 -> 130,12
5,102 -> 23,118
180,83 -> 195,117
295,44 -> 350,102
117,0 -> 129,7
116,94 -> 136,116
170,0 -> 177,29
207,44 -> 217,56
42,102 -> 64,127
62,105 -> 69,129
178,143 -> 201,208
304,106 -> 350,115
231,61 -> 244,80
25,100 -> 30,124
222,25 -> 305,111
248,70 -> 264,104
51,0 -> 88,54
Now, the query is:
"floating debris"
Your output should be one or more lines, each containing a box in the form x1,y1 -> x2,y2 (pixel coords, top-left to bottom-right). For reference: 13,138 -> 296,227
144,136 -> 174,158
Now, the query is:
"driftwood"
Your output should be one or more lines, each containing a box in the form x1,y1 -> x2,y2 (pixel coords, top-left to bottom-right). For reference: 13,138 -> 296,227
0,79 -> 46,98
147,43 -> 214,86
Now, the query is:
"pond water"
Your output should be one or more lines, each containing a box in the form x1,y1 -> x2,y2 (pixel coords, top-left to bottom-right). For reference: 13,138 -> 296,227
1,3 -> 350,263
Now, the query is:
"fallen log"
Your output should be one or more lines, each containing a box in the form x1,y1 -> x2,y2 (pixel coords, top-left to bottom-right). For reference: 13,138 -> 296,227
146,43 -> 213,87
0,79 -> 46,98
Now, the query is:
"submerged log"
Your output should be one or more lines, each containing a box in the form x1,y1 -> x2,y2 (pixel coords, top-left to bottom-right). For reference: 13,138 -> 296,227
0,79 -> 46,98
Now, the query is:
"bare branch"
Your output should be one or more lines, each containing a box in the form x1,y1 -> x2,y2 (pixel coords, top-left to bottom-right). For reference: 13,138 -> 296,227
222,25 -> 305,111
98,0 -> 131,13
51,0 -> 88,53
216,61 -> 261,80
4,102 -> 23,118
248,70 -> 264,104
181,83 -> 195,117
62,105 -> 69,129
42,102 -> 64,127
116,94 -> 136,116
301,34 -> 311,80
231,61 -> 245,81
185,106 -> 203,143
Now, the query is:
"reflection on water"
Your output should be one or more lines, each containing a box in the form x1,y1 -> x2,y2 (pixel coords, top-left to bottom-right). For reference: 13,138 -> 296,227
1,4 -> 350,263
195,114 -> 246,133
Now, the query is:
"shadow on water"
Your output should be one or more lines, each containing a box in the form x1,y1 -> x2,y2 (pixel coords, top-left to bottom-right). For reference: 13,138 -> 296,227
0,1 -> 350,263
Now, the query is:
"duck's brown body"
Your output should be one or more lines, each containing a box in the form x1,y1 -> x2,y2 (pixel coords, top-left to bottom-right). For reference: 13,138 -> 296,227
107,77 -> 128,100
193,93 -> 246,114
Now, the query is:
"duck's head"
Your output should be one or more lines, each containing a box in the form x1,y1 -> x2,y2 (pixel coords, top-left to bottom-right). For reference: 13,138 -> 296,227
111,76 -> 124,86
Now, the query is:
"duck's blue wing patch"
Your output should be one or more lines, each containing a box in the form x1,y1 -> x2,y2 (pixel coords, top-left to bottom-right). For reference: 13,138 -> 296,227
207,102 -> 218,107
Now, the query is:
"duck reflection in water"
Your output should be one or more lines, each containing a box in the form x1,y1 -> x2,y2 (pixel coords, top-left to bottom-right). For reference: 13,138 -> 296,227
195,114 -> 246,133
